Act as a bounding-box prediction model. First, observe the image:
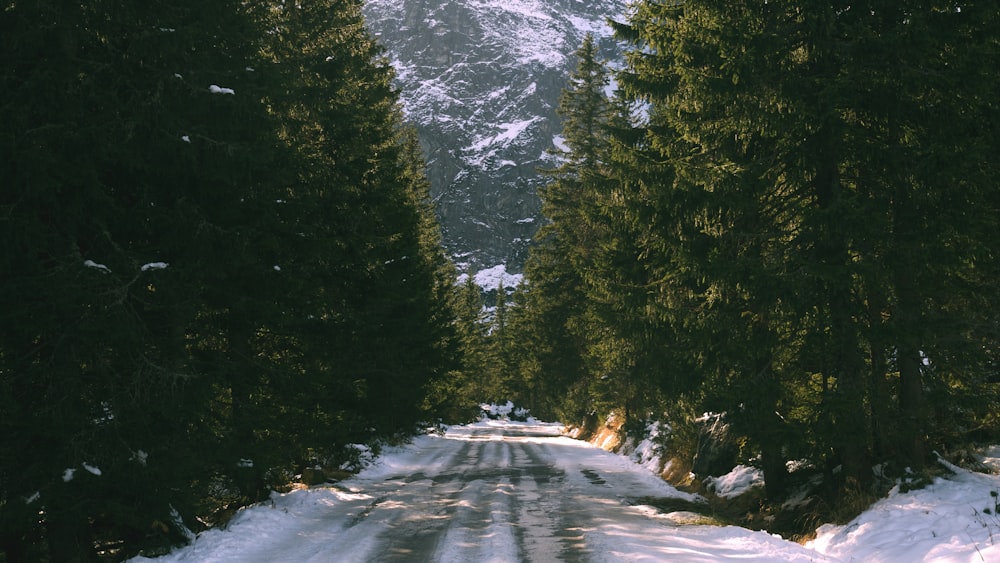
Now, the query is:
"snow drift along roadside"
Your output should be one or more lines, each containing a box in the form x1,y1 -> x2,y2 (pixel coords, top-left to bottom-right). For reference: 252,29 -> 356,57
130,420 -> 1000,562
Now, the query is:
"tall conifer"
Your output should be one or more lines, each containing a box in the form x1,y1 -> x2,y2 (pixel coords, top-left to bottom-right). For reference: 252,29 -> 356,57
611,0 -> 1000,494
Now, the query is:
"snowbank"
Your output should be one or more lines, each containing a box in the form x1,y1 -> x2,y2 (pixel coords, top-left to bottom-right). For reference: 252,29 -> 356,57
808,459 -> 1000,562
705,465 -> 766,498
480,400 -> 532,421
457,264 -> 523,292
129,422 -> 1000,563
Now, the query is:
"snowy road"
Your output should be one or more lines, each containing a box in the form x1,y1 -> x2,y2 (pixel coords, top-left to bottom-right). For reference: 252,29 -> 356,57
141,420 -> 832,562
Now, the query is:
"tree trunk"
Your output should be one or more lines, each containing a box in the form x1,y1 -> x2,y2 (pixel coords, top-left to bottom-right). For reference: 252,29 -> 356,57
760,437 -> 788,499
866,285 -> 893,459
891,174 -> 927,470
749,362 -> 789,499
895,268 -> 925,469
2,531 -> 31,563
46,494 -> 94,563
227,310 -> 263,500
813,133 -> 871,490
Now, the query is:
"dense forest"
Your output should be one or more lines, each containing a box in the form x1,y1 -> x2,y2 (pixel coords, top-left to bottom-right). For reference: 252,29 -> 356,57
0,1 -> 472,560
488,0 -> 1000,506
3,0 -> 1000,561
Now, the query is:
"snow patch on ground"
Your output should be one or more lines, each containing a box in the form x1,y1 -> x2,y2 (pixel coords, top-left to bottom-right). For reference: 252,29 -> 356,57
625,421 -> 667,475
980,445 -> 1000,472
480,400 -> 531,421
338,444 -> 376,473
705,465 -> 765,498
457,264 -> 524,291
807,461 -> 1000,562
552,134 -> 570,153
129,420 -> 1000,563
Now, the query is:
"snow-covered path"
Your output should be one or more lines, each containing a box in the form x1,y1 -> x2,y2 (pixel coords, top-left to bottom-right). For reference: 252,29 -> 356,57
136,420 -> 831,562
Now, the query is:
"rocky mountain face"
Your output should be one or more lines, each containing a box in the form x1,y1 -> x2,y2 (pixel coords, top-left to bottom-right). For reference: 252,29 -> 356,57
363,0 -> 627,273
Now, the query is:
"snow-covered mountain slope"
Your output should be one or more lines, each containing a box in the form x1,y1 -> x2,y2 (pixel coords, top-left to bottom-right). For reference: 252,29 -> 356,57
363,0 -> 628,272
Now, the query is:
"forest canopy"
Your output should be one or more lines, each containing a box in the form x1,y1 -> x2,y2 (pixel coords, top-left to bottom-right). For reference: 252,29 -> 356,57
3,1 -> 999,560
0,1 -> 461,560
505,0 -> 1000,502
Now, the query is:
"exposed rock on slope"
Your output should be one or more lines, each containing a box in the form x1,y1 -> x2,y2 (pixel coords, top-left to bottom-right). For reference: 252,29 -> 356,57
364,0 -> 627,272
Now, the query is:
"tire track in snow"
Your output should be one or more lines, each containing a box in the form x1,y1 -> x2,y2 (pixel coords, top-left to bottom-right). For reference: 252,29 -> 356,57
512,441 -> 591,561
137,422 -> 839,562
358,425 -> 521,561
353,435 -> 482,561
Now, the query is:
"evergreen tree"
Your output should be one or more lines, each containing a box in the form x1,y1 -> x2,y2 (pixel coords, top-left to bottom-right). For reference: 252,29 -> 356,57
516,34 -> 616,422
1,0 -> 460,559
0,0 -> 281,557
611,0 -> 1000,495
480,281 -> 516,404
514,250 -> 590,420
426,275 -> 488,422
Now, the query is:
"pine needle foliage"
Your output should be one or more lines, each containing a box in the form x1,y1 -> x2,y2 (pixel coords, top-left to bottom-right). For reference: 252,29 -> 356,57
0,1 -> 459,559
515,0 -> 1000,504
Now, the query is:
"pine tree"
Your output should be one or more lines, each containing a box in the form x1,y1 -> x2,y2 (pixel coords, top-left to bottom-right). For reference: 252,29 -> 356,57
613,0 -> 1000,496
0,0 -> 282,557
256,0 -> 460,439
427,275 -> 488,422
515,249 -> 590,420
844,1 -> 1000,466
515,34 -> 616,422
1,0 -> 461,558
